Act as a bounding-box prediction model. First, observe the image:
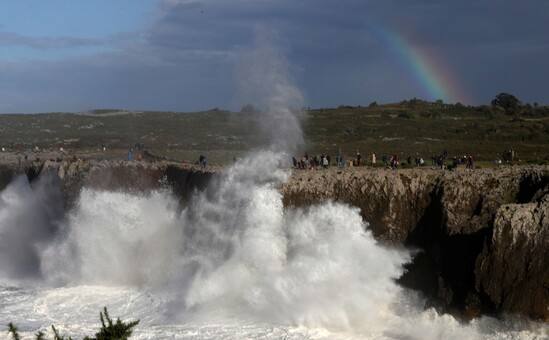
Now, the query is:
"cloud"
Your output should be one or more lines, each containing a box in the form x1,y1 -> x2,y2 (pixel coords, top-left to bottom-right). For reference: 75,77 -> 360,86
0,31 -> 105,49
1,0 -> 548,112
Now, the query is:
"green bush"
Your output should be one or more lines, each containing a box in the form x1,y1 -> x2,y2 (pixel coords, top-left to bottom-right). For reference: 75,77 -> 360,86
7,307 -> 139,340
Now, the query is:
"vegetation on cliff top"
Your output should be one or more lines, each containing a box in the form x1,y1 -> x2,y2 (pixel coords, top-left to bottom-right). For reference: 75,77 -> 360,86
0,93 -> 548,164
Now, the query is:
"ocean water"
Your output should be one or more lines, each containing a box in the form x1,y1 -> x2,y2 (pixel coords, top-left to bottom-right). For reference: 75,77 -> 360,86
0,152 -> 546,339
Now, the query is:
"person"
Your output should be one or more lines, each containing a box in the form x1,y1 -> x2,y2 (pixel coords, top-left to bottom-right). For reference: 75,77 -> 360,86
322,155 -> 329,168
199,155 -> 207,168
452,156 -> 459,168
466,155 -> 474,170
128,148 -> 133,161
438,155 -> 445,170
292,156 -> 298,168
390,154 -> 398,170
305,156 -> 311,169
314,155 -> 320,168
300,156 -> 307,169
371,152 -> 376,165
356,150 -> 361,166
337,149 -> 342,167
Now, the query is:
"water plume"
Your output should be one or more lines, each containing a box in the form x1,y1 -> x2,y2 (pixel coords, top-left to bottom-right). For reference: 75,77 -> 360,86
0,174 -> 63,280
27,151 -> 412,333
236,27 -> 305,153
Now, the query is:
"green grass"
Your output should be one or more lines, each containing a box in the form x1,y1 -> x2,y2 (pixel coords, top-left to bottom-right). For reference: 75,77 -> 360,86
1,101 -> 548,165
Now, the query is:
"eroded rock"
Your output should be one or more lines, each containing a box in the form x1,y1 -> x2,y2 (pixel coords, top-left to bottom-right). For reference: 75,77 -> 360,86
475,195 -> 549,320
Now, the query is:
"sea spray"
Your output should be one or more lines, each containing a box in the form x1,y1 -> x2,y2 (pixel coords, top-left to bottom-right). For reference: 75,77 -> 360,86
236,27 -> 305,153
36,151 -> 410,333
0,162 -> 547,339
0,174 -> 63,280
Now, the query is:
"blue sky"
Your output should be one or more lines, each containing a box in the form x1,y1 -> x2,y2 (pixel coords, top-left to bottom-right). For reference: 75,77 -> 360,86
0,0 -> 153,60
0,1 -> 150,37
1,0 -> 548,113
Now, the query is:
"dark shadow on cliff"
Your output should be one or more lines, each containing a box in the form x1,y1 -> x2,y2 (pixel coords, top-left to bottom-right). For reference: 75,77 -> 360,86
397,184 -> 496,318
166,165 -> 213,204
517,171 -> 549,203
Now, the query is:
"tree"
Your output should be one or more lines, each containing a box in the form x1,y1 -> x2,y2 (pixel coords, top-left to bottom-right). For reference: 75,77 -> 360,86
491,93 -> 521,113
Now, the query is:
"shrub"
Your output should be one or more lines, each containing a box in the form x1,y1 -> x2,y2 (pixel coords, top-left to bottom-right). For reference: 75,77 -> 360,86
398,112 -> 414,119
7,307 -> 139,340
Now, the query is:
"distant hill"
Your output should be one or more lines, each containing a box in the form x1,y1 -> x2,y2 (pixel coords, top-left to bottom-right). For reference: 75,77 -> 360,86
1,99 -> 548,164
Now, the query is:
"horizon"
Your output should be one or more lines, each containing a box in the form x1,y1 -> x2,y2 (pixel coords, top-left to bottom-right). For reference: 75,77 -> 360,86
1,0 -> 548,113
1,96 -> 547,115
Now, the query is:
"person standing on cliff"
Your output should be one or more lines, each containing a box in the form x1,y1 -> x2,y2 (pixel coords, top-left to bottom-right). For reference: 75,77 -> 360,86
466,155 -> 475,170
336,148 -> 345,168
390,154 -> 398,170
200,155 -> 207,168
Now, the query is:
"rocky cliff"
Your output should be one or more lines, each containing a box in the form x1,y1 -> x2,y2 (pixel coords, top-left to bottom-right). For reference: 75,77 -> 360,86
0,159 -> 547,320
0,159 -> 215,209
282,166 -> 549,320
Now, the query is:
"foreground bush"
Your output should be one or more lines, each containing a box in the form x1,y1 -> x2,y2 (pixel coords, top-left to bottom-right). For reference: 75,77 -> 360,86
7,307 -> 139,340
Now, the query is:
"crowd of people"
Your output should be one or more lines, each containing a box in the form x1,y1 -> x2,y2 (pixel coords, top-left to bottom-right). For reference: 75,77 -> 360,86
0,143 -> 514,172
291,149 -> 480,171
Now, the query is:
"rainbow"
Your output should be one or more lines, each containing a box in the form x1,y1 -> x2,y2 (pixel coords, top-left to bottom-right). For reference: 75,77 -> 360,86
371,26 -> 469,104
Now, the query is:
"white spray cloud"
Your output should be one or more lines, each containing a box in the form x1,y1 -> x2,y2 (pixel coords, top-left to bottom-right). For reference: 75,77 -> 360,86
31,151 -> 412,334
236,27 -> 305,153
0,175 -> 63,280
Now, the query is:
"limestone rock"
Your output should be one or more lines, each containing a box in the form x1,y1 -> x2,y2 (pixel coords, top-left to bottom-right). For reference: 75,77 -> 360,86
475,196 -> 549,320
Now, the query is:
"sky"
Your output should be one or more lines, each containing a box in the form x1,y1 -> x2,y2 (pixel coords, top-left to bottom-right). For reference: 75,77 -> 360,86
0,0 -> 548,113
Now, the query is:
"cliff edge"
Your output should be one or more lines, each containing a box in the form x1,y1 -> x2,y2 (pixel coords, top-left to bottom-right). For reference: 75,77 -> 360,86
0,159 -> 547,320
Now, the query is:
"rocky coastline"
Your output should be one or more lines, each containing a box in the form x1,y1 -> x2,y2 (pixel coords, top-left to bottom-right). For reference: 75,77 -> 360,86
0,158 -> 547,321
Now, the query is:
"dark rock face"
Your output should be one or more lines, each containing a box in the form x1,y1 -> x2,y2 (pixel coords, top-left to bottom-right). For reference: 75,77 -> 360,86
475,195 -> 549,320
0,160 -> 547,320
0,160 -> 214,209
281,169 -> 437,242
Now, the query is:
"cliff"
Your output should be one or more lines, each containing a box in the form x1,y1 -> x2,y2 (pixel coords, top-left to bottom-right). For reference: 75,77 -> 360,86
0,159 -> 547,320
282,166 -> 549,320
